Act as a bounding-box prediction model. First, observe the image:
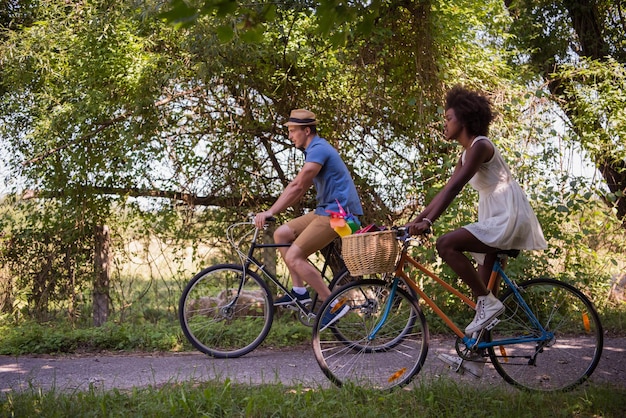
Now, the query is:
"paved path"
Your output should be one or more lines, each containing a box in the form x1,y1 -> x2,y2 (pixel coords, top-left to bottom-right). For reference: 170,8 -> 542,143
1,337 -> 624,394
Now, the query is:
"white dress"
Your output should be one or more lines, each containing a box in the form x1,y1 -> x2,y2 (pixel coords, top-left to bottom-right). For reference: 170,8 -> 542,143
462,136 -> 547,264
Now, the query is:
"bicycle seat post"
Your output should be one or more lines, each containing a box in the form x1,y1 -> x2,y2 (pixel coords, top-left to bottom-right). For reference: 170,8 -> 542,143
487,256 -> 505,294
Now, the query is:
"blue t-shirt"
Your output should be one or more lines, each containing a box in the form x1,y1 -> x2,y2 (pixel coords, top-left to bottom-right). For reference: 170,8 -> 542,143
304,136 -> 363,216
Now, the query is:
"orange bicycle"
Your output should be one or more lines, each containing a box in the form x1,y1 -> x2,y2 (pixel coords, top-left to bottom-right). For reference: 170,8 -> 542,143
312,228 -> 603,391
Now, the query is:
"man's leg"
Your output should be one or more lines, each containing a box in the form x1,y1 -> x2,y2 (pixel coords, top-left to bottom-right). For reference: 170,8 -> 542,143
284,214 -> 337,301
274,224 -> 305,287
282,243 -> 332,300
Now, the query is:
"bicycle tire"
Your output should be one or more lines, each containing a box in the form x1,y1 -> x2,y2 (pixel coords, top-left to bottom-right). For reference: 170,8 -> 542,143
487,278 -> 603,391
327,272 -> 418,352
312,279 -> 429,390
328,268 -> 418,304
179,264 -> 274,358
328,268 -> 397,289
313,268 -> 392,315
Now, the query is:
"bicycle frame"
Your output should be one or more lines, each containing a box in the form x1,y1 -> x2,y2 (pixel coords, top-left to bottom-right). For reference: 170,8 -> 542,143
228,221 -> 338,313
476,261 -> 554,350
383,239 -> 554,350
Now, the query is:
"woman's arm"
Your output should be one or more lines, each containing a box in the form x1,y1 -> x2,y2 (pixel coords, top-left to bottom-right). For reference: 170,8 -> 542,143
407,140 -> 493,234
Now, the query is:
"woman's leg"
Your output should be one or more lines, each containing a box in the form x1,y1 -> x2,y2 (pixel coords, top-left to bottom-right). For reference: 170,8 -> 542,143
436,228 -> 498,297
479,252 -> 499,295
437,229 -> 505,334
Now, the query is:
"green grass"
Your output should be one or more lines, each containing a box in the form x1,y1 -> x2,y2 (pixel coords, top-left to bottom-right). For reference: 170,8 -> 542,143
2,378 -> 625,417
0,320 -> 184,355
1,305 -> 625,356
0,311 -> 315,355
600,304 -> 626,336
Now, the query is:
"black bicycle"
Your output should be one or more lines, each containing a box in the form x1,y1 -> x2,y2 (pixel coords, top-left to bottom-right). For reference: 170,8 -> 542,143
179,216 -> 369,358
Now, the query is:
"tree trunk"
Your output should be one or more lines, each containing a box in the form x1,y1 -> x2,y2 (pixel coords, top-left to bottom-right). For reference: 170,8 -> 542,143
0,266 -> 12,314
505,0 -> 626,229
93,225 -> 111,326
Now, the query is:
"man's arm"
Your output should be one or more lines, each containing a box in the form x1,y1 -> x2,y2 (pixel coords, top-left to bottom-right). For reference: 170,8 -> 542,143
254,162 -> 322,228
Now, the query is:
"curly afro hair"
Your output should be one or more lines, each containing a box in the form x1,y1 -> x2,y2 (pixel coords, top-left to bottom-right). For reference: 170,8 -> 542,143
445,86 -> 494,137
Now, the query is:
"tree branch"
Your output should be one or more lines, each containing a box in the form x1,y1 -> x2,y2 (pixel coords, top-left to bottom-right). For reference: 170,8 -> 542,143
21,186 -> 319,210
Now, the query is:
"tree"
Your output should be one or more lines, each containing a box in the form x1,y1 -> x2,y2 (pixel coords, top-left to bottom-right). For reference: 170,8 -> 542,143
2,0 -> 621,322
504,0 -> 626,227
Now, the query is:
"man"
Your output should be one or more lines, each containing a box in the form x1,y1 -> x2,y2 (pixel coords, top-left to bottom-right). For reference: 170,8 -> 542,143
254,109 -> 363,328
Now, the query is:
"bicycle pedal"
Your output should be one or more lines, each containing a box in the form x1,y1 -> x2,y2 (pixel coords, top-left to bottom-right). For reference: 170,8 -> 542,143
485,318 -> 500,330
437,353 -> 464,374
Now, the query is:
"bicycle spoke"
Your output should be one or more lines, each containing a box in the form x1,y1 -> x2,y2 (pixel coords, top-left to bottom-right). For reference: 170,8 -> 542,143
179,264 -> 273,358
312,279 -> 429,390
487,278 -> 603,391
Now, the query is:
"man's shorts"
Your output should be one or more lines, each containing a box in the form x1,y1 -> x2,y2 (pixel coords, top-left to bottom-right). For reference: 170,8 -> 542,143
284,212 -> 337,256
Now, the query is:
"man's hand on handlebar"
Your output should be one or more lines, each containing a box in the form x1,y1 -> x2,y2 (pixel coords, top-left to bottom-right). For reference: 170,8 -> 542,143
254,211 -> 274,229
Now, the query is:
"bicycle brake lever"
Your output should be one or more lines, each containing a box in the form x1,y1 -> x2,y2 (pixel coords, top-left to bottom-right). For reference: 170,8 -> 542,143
261,216 -> 276,229
248,213 -> 276,227
394,227 -> 410,241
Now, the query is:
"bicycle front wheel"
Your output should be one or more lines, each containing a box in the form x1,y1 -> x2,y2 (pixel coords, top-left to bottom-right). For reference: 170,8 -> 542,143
487,278 -> 603,391
328,271 -> 418,352
179,264 -> 273,358
312,279 -> 429,390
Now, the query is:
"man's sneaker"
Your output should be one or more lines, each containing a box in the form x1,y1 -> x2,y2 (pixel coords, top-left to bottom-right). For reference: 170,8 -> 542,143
437,353 -> 486,378
274,289 -> 312,306
320,302 -> 350,331
465,291 -> 505,335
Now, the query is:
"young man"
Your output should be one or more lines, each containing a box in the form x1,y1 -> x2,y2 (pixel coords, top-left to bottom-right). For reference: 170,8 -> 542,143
254,109 -> 363,329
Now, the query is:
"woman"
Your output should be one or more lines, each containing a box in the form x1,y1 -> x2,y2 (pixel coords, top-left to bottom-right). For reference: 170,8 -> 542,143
406,86 -> 547,340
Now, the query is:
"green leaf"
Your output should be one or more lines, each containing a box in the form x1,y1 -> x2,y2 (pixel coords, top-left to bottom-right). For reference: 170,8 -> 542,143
240,26 -> 264,44
329,30 -> 347,47
262,4 -> 277,21
158,0 -> 198,26
216,25 -> 234,42
215,0 -> 238,17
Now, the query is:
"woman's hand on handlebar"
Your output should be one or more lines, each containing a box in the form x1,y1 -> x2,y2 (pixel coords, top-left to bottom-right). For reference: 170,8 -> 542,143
254,211 -> 274,229
405,220 -> 431,236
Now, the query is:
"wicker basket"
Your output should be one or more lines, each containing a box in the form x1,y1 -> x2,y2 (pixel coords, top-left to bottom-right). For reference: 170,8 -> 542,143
341,230 -> 399,276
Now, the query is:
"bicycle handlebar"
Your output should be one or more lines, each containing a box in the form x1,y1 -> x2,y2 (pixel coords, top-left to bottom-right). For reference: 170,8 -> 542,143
393,226 -> 431,243
247,213 -> 276,227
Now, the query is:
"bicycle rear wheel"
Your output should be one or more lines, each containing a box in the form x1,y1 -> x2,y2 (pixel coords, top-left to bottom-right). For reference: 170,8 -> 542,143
487,278 -> 603,391
312,279 -> 429,390
179,264 -> 273,358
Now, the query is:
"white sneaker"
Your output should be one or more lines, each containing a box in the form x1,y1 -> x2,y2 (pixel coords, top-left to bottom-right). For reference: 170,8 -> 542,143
437,353 -> 486,378
465,291 -> 504,335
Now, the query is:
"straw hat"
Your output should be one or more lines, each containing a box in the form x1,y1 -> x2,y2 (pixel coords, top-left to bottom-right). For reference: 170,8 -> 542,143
284,109 -> 318,126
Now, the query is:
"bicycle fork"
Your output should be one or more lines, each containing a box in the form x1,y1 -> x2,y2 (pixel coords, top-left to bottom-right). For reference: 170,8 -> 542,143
367,277 -> 401,340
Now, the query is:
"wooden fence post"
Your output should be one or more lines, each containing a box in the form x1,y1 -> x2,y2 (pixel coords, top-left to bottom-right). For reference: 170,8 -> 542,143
94,225 -> 111,326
